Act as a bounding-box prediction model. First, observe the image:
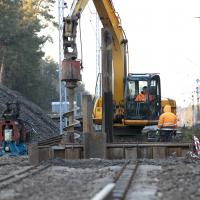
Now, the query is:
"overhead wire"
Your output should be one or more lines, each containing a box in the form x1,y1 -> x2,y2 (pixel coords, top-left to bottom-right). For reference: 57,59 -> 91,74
87,4 -> 101,97
87,5 -> 101,47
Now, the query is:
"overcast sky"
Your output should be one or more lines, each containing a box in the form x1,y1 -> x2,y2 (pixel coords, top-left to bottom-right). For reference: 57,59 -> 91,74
45,0 -> 200,107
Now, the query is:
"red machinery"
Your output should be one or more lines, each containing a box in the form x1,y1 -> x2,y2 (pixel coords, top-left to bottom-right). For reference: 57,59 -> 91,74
0,102 -> 28,156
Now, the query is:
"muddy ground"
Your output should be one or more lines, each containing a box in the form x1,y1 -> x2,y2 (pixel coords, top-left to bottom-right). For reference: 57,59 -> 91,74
0,156 -> 200,200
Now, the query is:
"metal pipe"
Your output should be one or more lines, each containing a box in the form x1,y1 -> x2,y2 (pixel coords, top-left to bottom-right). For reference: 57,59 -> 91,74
91,183 -> 115,200
58,0 -> 64,135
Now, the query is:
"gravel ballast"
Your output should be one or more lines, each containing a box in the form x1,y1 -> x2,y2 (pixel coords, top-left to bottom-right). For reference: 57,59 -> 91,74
0,85 -> 59,141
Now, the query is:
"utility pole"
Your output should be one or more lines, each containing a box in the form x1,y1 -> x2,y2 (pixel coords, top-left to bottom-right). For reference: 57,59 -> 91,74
58,0 -> 65,135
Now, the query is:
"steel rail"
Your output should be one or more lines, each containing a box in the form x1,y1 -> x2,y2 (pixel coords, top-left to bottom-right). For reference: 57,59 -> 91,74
0,164 -> 50,190
91,162 -> 139,200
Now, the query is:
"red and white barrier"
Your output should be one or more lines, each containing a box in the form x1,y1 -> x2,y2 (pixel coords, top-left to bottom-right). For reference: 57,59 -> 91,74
193,136 -> 200,156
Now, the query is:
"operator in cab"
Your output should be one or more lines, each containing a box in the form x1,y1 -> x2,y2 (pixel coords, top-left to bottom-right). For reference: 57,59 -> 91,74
135,86 -> 148,102
158,104 -> 177,141
135,86 -> 153,102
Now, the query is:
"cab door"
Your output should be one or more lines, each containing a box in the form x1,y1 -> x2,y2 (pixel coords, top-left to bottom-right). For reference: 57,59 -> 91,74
149,75 -> 161,119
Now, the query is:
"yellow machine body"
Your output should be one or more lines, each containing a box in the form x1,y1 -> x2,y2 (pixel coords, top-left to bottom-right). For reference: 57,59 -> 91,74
68,0 -> 176,130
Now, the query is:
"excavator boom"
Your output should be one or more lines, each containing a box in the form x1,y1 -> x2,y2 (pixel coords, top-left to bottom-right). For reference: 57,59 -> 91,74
66,0 -> 127,104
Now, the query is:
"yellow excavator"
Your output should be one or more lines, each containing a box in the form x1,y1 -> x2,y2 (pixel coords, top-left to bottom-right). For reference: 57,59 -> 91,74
63,0 -> 176,135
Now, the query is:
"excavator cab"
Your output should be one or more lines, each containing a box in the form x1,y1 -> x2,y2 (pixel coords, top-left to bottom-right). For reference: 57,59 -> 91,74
124,73 -> 161,126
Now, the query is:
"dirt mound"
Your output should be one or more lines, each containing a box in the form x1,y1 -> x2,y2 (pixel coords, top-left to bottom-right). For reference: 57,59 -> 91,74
0,84 -> 59,141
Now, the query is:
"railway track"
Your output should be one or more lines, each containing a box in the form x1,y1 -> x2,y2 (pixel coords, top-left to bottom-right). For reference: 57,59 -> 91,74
92,161 -> 161,200
0,162 -> 19,167
91,161 -> 139,200
0,159 -> 29,167
0,164 -> 50,190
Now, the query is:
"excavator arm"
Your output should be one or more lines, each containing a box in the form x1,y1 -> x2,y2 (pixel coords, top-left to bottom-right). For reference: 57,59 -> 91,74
64,0 -> 128,104
68,0 -> 89,17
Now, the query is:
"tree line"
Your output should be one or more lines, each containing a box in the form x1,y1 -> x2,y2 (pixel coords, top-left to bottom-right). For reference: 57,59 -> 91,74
0,0 -> 59,111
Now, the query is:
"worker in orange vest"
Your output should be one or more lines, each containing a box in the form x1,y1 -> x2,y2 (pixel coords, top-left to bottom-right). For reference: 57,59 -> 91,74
135,86 -> 148,102
158,104 -> 177,141
135,86 -> 153,102
158,105 -> 177,128
135,86 -> 154,115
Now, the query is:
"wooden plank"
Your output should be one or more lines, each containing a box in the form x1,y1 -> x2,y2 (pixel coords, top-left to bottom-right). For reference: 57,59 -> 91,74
65,148 -> 82,159
107,148 -> 124,159
125,148 -> 137,159
28,144 -> 39,166
39,147 -> 51,162
138,147 -> 153,159
82,94 -> 106,159
84,132 -> 106,159
167,147 -> 182,157
102,28 -> 113,143
181,148 -> 189,157
82,94 -> 93,133
53,149 -> 65,159
153,147 -> 166,159
33,143 -> 191,161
